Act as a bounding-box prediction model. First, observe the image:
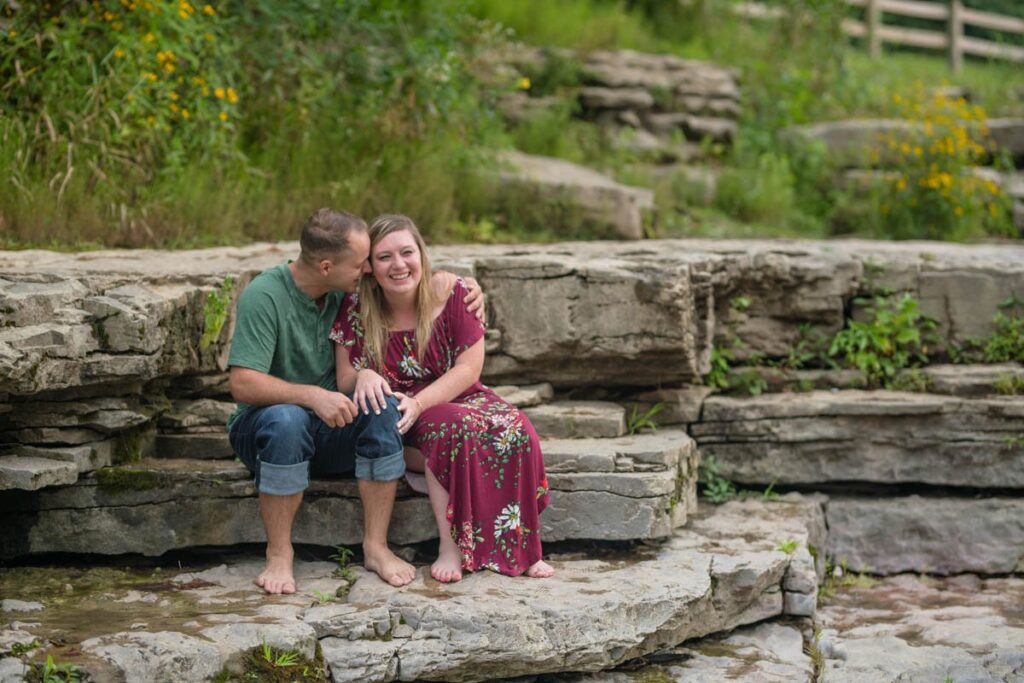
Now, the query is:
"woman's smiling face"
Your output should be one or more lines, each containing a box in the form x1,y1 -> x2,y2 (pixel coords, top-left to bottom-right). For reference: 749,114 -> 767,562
371,228 -> 422,297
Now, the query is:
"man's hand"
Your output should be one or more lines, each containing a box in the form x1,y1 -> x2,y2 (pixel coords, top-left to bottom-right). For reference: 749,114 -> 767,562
462,276 -> 485,322
309,388 -> 359,428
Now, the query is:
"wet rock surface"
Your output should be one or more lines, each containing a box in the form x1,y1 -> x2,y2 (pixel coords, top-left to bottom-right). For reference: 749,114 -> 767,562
0,498 -> 822,683
817,574 -> 1024,682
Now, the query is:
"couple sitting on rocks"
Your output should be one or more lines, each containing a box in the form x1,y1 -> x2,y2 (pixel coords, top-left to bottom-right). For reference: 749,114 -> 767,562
226,208 -> 554,594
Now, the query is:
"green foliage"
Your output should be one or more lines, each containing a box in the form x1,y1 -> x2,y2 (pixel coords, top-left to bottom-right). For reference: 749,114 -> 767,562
829,293 -> 937,386
330,545 -> 357,584
889,368 -> 931,393
731,368 -> 769,397
626,403 -> 663,435
993,374 -> 1024,396
2,1 -> 503,246
776,538 -> 798,554
200,276 -> 233,349
705,346 -> 733,390
309,590 -> 335,605
700,455 -> 737,504
730,296 -> 751,312
261,641 -> 298,668
984,295 -> 1024,363
713,152 -> 796,226
29,655 -> 79,683
7,640 -> 40,657
468,0 -> 666,51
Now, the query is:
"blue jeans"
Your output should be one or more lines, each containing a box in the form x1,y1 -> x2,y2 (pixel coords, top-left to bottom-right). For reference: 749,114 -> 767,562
228,396 -> 404,496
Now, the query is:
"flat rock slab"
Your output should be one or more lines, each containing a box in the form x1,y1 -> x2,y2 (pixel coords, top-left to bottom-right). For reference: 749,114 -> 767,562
818,574 -> 1024,682
491,383 -> 554,407
694,390 -> 1024,488
827,496 -> 1024,575
0,455 -> 78,491
0,499 -> 822,683
568,621 -> 813,682
524,401 -> 626,438
1,429 -> 700,558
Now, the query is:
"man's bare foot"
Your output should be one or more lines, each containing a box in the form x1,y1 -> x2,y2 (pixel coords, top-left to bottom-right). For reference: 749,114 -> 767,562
431,542 -> 463,583
254,552 -> 297,595
364,543 -> 416,587
526,560 -> 554,578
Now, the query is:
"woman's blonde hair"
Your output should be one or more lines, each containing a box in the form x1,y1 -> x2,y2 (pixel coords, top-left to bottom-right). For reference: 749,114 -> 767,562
359,214 -> 443,371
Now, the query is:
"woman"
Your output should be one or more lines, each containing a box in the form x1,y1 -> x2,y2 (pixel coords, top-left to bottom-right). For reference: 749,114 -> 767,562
330,214 -> 553,582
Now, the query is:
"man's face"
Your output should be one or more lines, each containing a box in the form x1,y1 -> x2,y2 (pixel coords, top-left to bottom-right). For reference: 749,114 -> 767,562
322,230 -> 371,294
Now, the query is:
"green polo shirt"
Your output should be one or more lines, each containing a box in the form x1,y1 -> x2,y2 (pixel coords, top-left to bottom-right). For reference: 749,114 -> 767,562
227,263 -> 346,428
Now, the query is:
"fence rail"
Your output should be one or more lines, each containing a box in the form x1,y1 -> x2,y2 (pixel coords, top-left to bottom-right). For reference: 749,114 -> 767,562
734,0 -> 1024,72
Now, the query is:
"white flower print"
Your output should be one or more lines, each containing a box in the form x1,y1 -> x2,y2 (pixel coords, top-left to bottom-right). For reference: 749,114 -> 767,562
493,502 -> 522,540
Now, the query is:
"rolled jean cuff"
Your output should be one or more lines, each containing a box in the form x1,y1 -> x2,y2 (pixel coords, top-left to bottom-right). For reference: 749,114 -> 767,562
355,449 -> 405,482
257,460 -> 310,496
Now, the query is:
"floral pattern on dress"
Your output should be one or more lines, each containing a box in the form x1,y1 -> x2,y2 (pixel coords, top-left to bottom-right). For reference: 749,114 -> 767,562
330,279 -> 550,577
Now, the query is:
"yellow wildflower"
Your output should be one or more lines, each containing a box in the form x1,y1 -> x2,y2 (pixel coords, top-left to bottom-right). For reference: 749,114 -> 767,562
203,4 -> 215,15
517,77 -> 531,90
953,206 -> 963,216
163,62 -> 176,73
143,32 -> 155,44
218,111 -> 228,122
169,91 -> 179,101
170,103 -> 179,112
114,48 -> 125,58
145,72 -> 158,81
181,108 -> 190,120
214,87 -> 225,99
227,87 -> 238,103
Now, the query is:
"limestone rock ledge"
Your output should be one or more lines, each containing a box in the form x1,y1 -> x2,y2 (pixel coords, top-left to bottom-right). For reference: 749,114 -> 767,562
0,498 -> 823,683
0,429 -> 699,558
693,390 -> 1024,488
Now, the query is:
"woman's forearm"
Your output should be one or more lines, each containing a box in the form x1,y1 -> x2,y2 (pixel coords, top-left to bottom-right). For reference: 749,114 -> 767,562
414,340 -> 484,410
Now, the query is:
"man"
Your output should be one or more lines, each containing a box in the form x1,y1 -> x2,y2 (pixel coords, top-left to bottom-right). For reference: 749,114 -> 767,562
227,208 -> 482,594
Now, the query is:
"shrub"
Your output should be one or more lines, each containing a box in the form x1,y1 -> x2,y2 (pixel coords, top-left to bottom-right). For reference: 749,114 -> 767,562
864,84 -> 1013,241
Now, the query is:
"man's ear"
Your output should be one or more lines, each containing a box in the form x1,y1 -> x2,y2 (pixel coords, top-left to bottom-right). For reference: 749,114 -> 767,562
318,259 -> 333,277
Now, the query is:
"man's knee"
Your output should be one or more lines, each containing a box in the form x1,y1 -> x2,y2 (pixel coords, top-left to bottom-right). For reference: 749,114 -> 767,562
354,395 -> 405,481
255,404 -> 314,464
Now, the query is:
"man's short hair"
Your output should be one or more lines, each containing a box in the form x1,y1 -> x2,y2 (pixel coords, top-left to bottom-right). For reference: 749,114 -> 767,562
298,208 -> 367,264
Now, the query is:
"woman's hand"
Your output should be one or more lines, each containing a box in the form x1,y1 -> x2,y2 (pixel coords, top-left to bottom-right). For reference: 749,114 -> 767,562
354,369 -> 393,415
394,392 -> 424,434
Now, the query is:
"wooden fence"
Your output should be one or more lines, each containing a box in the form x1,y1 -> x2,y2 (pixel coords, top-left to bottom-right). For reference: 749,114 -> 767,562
735,0 -> 1024,72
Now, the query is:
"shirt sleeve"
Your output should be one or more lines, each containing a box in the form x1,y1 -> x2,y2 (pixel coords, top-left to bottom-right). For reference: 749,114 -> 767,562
227,284 -> 277,373
446,278 -> 486,354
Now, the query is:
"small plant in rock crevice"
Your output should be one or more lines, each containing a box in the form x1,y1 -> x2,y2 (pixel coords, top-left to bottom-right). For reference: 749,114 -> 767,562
776,538 -> 799,554
29,655 -> 81,683
829,292 -> 937,387
200,276 -> 234,350
626,403 -> 663,435
983,294 -> 1024,363
699,455 -> 737,504
330,545 -> 357,584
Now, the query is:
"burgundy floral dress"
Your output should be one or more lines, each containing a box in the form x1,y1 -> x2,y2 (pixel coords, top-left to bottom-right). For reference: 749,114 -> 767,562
329,280 -> 550,576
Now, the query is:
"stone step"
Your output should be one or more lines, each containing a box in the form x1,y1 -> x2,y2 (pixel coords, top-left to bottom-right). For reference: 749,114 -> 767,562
524,400 -> 627,438
491,382 -> 554,407
692,390 -> 1024,488
826,495 -> 1024,576
0,497 -> 824,683
0,429 -> 699,559
817,574 -> 1024,682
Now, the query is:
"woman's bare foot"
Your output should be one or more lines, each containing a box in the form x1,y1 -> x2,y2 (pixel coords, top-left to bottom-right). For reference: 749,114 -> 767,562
255,551 -> 296,594
526,560 -> 554,578
431,543 -> 463,583
363,543 -> 416,587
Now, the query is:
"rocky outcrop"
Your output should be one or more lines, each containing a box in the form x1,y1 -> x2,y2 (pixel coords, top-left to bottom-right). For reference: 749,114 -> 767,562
0,498 -> 823,683
693,390 -> 1024,488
